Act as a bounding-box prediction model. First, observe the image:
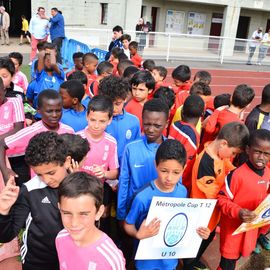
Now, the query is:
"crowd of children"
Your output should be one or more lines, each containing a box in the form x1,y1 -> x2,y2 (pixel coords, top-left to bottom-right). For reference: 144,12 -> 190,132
0,24 -> 269,270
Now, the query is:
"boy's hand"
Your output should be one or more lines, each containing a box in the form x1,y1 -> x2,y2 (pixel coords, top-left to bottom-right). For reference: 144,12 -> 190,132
136,218 -> 160,240
239,209 -> 257,223
0,177 -> 20,215
93,165 -> 106,179
196,227 -> 210,240
68,159 -> 80,173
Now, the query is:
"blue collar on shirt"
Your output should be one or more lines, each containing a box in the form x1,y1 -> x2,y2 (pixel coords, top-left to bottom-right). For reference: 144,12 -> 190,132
112,109 -> 126,120
142,135 -> 166,151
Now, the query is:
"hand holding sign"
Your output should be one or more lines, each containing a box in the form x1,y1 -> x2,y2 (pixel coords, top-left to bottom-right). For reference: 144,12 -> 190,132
137,218 -> 161,240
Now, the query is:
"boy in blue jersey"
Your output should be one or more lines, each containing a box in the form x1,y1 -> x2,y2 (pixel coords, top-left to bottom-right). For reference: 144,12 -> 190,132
99,75 -> 141,164
124,139 -> 210,270
117,98 -> 169,221
60,80 -> 88,132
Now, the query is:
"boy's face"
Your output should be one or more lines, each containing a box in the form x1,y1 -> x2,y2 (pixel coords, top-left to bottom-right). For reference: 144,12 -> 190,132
59,88 -> 75,109
74,57 -> 83,71
85,60 -> 98,74
152,69 -> 163,83
173,78 -> 183,87
217,140 -> 241,159
122,39 -> 129,50
0,68 -> 13,89
10,58 -> 20,73
113,98 -> 125,116
113,31 -> 122,40
87,110 -> 112,139
155,160 -> 184,192
59,195 -> 104,246
129,46 -> 137,56
142,111 -> 168,144
132,83 -> 149,103
246,139 -> 270,170
39,98 -> 63,129
32,160 -> 70,188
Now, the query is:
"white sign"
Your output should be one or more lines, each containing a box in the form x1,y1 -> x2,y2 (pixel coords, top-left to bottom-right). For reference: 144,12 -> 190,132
187,12 -> 206,35
135,197 -> 216,260
165,10 -> 185,33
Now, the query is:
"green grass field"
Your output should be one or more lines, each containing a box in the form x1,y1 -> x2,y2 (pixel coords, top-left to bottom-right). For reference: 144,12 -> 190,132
20,65 -> 31,81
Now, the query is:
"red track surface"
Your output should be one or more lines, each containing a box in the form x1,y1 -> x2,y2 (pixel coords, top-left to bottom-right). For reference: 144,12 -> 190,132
166,68 -> 270,115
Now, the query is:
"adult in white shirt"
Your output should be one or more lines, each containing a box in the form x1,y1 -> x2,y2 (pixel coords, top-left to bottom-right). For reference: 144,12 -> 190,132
247,27 -> 263,65
0,6 -> 10,45
29,7 -> 49,63
257,29 -> 270,65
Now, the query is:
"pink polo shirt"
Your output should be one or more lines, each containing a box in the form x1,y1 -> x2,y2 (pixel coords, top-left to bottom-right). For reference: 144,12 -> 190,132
0,97 -> 25,136
77,129 -> 119,182
13,71 -> 29,93
5,121 -> 74,157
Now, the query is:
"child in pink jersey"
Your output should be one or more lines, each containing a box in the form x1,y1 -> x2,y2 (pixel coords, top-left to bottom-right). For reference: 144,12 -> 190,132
9,52 -> 29,93
0,90 -> 74,186
77,95 -> 119,234
56,172 -> 125,270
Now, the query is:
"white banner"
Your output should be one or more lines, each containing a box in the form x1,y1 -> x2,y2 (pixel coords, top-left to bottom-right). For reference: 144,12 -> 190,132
165,10 -> 185,33
135,196 -> 216,260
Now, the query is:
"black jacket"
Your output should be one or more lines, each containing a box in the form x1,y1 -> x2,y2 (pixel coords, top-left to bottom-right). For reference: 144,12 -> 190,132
0,176 -> 63,270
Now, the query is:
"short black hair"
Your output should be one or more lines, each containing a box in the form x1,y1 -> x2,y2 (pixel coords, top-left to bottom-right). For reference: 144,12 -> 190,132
72,52 -> 84,59
0,57 -> 15,76
113,25 -> 123,34
111,47 -> 123,59
156,139 -> 186,167
182,95 -> 204,119
37,41 -> 47,51
51,7 -> 59,12
129,41 -> 138,50
172,65 -> 191,82
194,70 -> 212,85
117,59 -> 134,76
123,66 -> 139,78
38,7 -> 45,11
60,134 -> 90,163
217,122 -> 249,150
153,66 -> 167,80
261,84 -> 270,105
142,59 -> 155,71
97,61 -> 113,75
231,84 -> 255,109
43,42 -> 57,51
190,82 -> 211,96
118,53 -> 128,61
214,93 -> 231,109
67,70 -> 87,85
99,75 -> 129,101
131,70 -> 155,90
143,98 -> 169,120
9,52 -> 23,66
58,172 -> 103,210
25,131 -> 68,166
60,80 -> 85,102
249,129 -> 270,147
153,86 -> 175,109
83,53 -> 98,65
87,95 -> 113,118
37,89 -> 62,109
121,34 -> 131,42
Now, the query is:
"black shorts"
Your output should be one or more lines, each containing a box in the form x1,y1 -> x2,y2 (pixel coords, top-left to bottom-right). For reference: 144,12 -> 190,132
21,30 -> 31,38
103,181 -> 113,206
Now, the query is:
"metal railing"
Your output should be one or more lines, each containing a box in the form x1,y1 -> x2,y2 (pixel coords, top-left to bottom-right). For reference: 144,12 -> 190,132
65,27 -> 270,65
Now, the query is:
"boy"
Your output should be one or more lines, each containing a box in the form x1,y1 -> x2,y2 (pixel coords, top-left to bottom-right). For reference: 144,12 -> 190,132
120,33 -> 131,59
142,59 -> 155,72
0,90 -> 74,184
125,70 -> 155,129
0,131 -> 71,270
9,52 -> 29,93
193,70 -> 212,85
124,139 -> 210,270
105,25 -> 123,61
109,47 -> 126,75
19,15 -> 31,45
99,75 -> 140,164
117,98 -> 169,221
56,171 -> 126,270
172,64 -> 192,96
183,122 -> 249,270
26,43 -> 65,109
151,65 -> 168,91
60,80 -> 88,132
65,52 -> 84,78
217,129 -> 270,270
129,41 -> 143,68
117,59 -> 134,77
77,95 -> 119,233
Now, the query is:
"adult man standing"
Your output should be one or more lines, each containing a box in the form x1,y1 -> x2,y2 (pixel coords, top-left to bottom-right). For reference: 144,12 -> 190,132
29,7 -> 49,64
247,27 -> 263,65
0,6 -> 10,45
41,8 -> 65,64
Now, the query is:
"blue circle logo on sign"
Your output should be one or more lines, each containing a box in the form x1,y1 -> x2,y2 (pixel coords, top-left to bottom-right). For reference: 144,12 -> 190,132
262,208 -> 270,219
163,213 -> 188,247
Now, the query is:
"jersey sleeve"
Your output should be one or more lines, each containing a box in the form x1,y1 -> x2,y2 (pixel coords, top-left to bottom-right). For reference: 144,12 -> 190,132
217,170 -> 242,219
11,98 -> 25,123
108,141 -> 119,170
204,109 -> 220,134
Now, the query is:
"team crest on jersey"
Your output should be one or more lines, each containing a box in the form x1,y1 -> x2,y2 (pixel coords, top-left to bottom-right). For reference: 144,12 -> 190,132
126,129 -> 132,140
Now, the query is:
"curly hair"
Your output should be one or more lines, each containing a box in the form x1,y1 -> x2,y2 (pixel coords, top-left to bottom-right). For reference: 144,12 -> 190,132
25,131 -> 68,166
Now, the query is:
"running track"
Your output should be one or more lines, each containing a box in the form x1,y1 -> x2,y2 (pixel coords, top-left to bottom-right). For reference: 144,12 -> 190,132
166,68 -> 270,116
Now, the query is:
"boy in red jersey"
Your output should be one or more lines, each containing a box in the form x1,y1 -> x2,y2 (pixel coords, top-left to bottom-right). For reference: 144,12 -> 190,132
129,41 -> 142,68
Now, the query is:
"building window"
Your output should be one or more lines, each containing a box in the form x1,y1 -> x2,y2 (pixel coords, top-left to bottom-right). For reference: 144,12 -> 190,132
101,3 -> 108,25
